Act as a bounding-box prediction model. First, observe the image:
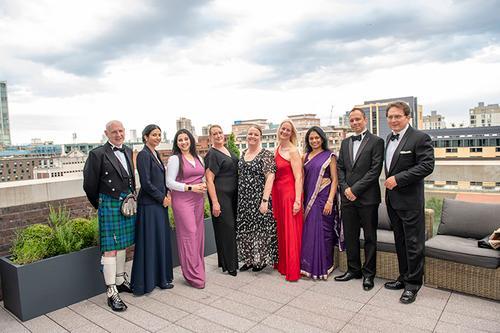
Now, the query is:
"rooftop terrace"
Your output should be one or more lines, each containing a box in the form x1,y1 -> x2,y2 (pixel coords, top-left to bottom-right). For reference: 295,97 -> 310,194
1,254 -> 499,333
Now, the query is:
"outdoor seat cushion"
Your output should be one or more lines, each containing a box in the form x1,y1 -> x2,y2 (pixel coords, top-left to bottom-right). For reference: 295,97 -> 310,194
425,235 -> 500,269
360,229 -> 396,253
438,199 -> 500,239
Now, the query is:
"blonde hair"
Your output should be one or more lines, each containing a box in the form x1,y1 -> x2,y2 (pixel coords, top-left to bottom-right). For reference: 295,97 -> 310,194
277,119 -> 298,146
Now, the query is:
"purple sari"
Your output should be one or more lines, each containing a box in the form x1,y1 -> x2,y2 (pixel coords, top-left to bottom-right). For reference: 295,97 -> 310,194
300,150 -> 344,280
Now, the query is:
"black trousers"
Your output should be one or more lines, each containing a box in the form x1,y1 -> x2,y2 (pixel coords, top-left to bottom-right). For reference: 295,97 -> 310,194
386,203 -> 425,291
342,204 -> 379,278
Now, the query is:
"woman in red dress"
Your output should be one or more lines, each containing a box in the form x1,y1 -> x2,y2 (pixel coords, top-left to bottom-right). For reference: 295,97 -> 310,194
272,119 -> 304,281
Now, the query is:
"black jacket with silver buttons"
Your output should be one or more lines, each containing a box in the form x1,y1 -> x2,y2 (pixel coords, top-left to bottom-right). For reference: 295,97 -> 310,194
83,142 -> 136,209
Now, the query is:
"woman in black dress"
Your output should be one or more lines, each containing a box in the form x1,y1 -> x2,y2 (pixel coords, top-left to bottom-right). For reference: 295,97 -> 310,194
131,124 -> 174,295
205,125 -> 239,276
236,125 -> 278,272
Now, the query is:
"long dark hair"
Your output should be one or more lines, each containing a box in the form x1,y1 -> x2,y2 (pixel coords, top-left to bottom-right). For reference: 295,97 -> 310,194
172,129 -> 200,178
304,126 -> 329,153
142,124 -> 161,143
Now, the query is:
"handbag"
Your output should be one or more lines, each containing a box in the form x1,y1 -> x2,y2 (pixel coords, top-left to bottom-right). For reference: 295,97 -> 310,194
121,192 -> 137,217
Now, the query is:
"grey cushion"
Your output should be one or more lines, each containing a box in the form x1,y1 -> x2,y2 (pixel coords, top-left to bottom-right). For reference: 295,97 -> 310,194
425,235 -> 500,269
360,229 -> 396,253
438,199 -> 500,239
377,204 -> 391,230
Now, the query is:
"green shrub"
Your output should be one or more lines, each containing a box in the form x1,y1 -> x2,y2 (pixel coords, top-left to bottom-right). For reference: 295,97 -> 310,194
11,224 -> 55,265
52,223 -> 84,255
68,218 -> 97,248
426,197 -> 443,235
48,205 -> 71,227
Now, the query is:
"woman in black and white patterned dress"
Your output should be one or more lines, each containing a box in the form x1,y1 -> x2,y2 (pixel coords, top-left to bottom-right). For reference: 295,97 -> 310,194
236,125 -> 278,272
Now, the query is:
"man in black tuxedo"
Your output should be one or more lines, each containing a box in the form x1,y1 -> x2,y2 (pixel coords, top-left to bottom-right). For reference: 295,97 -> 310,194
335,108 -> 384,291
83,120 -> 136,312
383,101 -> 434,304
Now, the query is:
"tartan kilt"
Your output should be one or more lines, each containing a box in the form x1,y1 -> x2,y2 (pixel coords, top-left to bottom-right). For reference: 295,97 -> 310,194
98,192 -> 136,252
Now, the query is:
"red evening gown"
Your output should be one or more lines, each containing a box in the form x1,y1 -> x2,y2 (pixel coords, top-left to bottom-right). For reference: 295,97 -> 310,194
272,151 -> 304,281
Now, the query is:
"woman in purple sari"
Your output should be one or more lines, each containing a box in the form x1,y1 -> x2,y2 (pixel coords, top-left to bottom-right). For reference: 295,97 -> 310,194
301,126 -> 344,280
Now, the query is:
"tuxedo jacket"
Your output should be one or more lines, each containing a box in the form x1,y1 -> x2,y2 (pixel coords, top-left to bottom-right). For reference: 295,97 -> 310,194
136,147 -> 168,205
385,126 -> 434,211
83,142 -> 136,209
337,131 -> 385,207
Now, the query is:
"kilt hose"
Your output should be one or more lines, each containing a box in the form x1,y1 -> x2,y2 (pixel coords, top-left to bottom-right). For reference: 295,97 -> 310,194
98,192 -> 136,252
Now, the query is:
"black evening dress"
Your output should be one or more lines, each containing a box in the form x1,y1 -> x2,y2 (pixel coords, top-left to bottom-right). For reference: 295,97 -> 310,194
205,147 -> 239,273
131,148 -> 173,295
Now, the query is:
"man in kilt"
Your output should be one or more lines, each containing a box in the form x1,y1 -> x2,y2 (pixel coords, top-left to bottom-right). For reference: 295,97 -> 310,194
83,120 -> 136,311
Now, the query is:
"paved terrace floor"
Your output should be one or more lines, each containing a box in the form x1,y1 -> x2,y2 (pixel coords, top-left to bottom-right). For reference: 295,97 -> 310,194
1,254 -> 499,333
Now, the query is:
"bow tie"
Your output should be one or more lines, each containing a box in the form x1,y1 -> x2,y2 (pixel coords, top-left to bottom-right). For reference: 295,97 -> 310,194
390,133 -> 400,141
351,135 -> 362,142
113,146 -> 125,153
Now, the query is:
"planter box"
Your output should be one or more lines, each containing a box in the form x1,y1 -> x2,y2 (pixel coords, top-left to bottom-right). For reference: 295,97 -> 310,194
0,218 -> 217,321
0,246 -> 105,321
170,218 -> 217,267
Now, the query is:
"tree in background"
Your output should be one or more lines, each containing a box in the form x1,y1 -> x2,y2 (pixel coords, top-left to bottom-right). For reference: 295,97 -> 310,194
227,133 -> 240,158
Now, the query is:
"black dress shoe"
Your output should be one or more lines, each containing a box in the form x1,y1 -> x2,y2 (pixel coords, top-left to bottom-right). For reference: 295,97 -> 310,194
116,281 -> 133,293
160,283 -> 174,289
239,264 -> 253,271
400,290 -> 417,304
252,264 -> 266,272
362,277 -> 374,291
228,270 -> 237,276
107,293 -> 127,312
384,280 -> 405,290
334,272 -> 362,282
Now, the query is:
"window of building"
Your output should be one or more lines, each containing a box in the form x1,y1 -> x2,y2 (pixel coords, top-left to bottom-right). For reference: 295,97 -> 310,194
445,148 -> 458,153
424,180 -> 434,185
470,147 -> 483,153
446,181 -> 458,185
470,181 -> 482,186
496,147 -> 500,152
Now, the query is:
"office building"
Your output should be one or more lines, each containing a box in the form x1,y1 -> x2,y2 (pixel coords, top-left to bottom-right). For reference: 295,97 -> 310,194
176,117 -> 196,135
469,102 -> 500,127
423,110 -> 446,130
0,81 -> 11,146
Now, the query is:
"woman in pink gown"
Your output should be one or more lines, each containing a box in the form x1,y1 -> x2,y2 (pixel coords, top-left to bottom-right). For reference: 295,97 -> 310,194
272,120 -> 304,282
166,129 -> 207,289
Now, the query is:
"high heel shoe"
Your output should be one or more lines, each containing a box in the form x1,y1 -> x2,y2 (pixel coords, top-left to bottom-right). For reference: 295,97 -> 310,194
239,264 -> 253,271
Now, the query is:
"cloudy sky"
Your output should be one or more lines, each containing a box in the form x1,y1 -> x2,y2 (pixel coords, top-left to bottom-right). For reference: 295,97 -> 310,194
1,0 -> 500,144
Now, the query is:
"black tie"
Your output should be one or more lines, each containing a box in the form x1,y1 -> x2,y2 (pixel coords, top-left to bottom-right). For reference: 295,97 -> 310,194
390,133 -> 400,141
113,146 -> 125,153
351,135 -> 362,142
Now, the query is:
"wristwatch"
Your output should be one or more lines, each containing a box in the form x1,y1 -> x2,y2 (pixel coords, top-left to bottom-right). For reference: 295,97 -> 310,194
187,186 -> 192,191
262,198 -> 268,203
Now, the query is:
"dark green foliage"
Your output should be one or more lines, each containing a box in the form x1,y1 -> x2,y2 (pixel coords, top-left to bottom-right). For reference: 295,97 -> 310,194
11,224 -> 55,265
227,133 -> 240,158
426,197 -> 444,235
10,205 -> 99,265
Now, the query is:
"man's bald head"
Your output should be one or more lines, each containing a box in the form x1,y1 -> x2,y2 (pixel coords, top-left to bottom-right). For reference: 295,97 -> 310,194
105,120 -> 125,146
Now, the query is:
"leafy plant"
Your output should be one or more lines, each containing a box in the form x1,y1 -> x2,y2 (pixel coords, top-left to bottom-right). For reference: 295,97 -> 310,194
11,224 -> 55,265
52,223 -> 83,255
47,205 -> 71,228
426,197 -> 443,235
70,218 -> 97,248
227,133 -> 240,158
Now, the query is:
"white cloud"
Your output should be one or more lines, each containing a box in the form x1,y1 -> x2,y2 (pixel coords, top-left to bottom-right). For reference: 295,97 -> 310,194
1,0 -> 500,144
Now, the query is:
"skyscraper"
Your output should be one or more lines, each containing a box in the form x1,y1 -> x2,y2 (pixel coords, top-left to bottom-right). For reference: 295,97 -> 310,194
0,81 -> 12,146
176,117 -> 196,135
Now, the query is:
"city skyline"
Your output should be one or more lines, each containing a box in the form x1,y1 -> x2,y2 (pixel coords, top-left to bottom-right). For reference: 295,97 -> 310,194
1,1 -> 500,144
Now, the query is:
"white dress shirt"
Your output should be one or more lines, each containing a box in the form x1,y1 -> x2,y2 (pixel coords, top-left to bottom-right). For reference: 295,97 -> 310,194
166,155 -> 197,192
385,124 -> 409,170
109,142 -> 129,175
352,129 -> 367,161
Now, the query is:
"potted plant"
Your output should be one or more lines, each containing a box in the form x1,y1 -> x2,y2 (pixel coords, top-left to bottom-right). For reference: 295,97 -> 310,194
0,206 -> 105,321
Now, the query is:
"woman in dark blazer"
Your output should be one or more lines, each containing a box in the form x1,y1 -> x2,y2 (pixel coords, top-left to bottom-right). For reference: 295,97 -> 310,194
131,124 -> 174,295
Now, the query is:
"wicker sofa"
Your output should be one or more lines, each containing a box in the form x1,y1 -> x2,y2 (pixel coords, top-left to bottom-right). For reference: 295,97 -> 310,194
424,199 -> 500,300
337,203 -> 434,280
